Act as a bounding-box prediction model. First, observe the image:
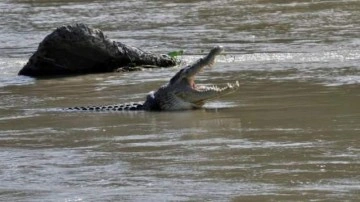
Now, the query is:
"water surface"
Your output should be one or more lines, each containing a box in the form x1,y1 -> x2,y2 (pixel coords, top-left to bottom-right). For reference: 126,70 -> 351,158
0,0 -> 359,201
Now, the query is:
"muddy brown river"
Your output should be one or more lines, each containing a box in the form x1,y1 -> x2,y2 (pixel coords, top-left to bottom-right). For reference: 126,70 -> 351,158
0,0 -> 359,201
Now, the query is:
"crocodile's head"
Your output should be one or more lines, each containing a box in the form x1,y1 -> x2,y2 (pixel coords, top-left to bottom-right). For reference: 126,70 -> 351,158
144,46 -> 239,110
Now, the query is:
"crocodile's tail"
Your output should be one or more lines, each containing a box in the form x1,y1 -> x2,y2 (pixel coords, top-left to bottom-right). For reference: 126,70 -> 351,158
66,102 -> 144,111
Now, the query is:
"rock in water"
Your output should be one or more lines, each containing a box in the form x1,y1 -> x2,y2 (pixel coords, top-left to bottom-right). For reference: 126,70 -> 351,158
18,23 -> 177,77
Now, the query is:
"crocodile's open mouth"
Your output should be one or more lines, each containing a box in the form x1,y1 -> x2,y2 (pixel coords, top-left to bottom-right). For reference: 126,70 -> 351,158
187,66 -> 239,93
184,45 -> 239,93
167,45 -> 239,109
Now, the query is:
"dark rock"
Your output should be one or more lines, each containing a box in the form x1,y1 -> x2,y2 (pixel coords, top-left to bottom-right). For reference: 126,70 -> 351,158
18,23 -> 177,77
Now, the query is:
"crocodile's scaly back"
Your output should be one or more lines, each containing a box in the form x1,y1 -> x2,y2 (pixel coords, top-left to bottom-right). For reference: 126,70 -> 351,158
67,103 -> 144,111
66,46 -> 239,111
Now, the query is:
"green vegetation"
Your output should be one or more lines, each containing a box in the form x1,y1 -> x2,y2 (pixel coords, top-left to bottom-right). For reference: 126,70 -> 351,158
167,50 -> 184,58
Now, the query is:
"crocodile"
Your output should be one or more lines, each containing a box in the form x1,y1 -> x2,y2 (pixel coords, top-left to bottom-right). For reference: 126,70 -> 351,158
67,46 -> 239,111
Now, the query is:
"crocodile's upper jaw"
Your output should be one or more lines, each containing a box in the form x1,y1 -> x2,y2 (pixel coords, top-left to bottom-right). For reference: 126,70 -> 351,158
147,46 -> 239,111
